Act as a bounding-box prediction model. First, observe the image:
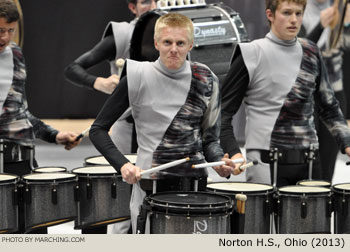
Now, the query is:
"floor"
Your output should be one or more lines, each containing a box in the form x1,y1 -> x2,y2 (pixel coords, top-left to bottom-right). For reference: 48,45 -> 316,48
28,120 -> 350,233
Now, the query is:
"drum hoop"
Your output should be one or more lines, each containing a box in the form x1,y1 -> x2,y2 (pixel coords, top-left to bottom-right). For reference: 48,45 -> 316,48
148,191 -> 232,208
207,182 -> 274,195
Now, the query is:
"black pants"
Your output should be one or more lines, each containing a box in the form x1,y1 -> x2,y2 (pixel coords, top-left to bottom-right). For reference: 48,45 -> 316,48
269,159 -> 321,187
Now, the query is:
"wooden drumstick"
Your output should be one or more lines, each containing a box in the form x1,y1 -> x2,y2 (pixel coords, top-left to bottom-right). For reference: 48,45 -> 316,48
115,58 -> 125,77
75,126 -> 91,141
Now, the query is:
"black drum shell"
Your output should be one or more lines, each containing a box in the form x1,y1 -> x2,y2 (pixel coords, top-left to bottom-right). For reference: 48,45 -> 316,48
22,174 -> 77,232
276,186 -> 332,234
147,191 -> 232,234
0,174 -> 19,233
332,183 -> 350,234
207,182 -> 274,234
72,168 -> 131,228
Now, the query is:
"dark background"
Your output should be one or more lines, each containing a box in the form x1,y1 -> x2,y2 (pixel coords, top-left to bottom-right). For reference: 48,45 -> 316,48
19,0 -> 350,119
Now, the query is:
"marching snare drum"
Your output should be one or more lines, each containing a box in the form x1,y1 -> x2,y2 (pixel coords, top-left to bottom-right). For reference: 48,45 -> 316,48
22,173 -> 77,232
332,183 -> 350,234
130,4 -> 248,83
0,174 -> 19,233
84,154 -> 137,166
276,186 -> 332,234
207,182 -> 274,234
297,179 -> 331,188
33,166 -> 67,173
147,191 -> 232,234
72,166 -> 131,229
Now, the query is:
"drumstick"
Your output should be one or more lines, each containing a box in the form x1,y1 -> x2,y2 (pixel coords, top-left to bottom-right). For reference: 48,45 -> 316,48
239,160 -> 258,171
235,194 -> 247,214
140,157 -> 190,176
115,58 -> 125,77
75,126 -> 91,141
191,158 -> 245,169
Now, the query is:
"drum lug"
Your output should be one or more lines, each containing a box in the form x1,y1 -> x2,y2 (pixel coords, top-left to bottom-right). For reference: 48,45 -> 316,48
74,184 -> 80,202
51,185 -> 58,205
341,191 -> 348,218
111,182 -> 117,199
12,185 -> 19,206
326,194 -> 332,218
25,184 -> 32,204
86,177 -> 92,199
301,195 -> 307,219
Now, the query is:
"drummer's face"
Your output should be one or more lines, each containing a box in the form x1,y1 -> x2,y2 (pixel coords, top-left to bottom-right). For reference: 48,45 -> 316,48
154,26 -> 193,70
129,0 -> 157,18
0,18 -> 17,53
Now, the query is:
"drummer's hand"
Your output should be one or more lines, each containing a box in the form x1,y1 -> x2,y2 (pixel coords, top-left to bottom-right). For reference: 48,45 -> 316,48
345,3 -> 350,24
320,6 -> 336,28
93,74 -> 119,94
121,162 -> 142,184
345,146 -> 350,157
213,153 -> 244,178
56,131 -> 82,150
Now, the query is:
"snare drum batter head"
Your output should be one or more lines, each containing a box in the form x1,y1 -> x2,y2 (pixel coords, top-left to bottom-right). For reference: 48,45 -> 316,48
278,185 -> 331,194
207,182 -> 274,193
0,174 -> 18,183
33,167 -> 67,173
22,173 -> 76,182
297,180 -> 331,187
72,166 -> 117,176
84,154 -> 137,166
333,183 -> 350,191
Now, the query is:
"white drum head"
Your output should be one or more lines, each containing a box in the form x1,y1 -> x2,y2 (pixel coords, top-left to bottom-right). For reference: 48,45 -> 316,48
0,174 -> 18,182
207,182 -> 273,192
34,167 -> 67,173
125,154 -> 137,164
23,173 -> 75,181
333,183 -> 350,191
73,166 -> 117,174
85,156 -> 110,165
297,180 -> 331,187
279,186 -> 330,193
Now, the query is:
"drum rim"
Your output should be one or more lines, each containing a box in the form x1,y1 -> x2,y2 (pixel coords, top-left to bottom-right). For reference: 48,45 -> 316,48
22,172 -> 76,183
278,185 -> 331,195
207,181 -> 274,194
0,173 -> 19,184
72,165 -> 120,177
148,191 -> 232,208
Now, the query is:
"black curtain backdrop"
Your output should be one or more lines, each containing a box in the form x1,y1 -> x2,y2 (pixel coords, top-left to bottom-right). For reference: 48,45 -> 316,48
19,0 -> 350,119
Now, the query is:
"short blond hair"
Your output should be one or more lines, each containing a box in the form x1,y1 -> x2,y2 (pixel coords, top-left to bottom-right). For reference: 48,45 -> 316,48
154,13 -> 194,43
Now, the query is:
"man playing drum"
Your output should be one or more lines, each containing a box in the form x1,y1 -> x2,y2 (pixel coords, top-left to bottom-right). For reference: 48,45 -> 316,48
220,0 -> 350,187
0,0 -> 81,233
64,0 -> 157,234
90,12 -> 243,233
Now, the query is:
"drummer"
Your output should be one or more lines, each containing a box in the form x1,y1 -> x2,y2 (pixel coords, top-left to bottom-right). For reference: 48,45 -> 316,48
220,0 -> 350,187
64,0 -> 157,235
89,12 -> 244,234
0,0 -> 81,233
